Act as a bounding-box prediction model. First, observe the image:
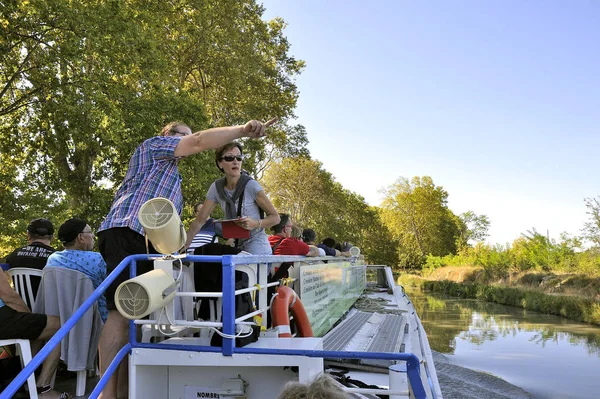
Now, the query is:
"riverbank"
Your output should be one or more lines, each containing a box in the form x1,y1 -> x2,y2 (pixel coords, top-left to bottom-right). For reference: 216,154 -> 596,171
397,266 -> 600,326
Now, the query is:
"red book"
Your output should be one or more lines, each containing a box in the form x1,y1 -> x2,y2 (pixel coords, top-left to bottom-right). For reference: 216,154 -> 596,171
217,218 -> 251,239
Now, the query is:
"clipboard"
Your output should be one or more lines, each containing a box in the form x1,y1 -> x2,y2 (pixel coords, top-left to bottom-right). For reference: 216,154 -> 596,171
215,218 -> 250,239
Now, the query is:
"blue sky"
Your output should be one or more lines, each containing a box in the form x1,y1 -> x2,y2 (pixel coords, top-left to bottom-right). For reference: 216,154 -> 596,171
261,1 -> 600,245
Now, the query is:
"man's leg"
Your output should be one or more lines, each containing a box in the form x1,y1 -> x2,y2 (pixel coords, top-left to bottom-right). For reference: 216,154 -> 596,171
97,227 -> 156,399
32,316 -> 72,398
98,310 -> 129,399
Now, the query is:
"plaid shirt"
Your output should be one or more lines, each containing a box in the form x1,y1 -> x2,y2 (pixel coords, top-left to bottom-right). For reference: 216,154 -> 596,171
99,136 -> 183,235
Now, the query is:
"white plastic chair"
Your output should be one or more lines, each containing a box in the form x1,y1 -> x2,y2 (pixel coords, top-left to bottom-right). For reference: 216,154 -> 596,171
7,267 -> 43,310
0,338 -> 39,399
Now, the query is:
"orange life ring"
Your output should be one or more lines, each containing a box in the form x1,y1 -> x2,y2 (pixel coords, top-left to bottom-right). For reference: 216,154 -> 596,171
271,285 -> 313,338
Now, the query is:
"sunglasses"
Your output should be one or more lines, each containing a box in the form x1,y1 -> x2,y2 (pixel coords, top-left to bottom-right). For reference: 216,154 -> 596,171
221,155 -> 244,162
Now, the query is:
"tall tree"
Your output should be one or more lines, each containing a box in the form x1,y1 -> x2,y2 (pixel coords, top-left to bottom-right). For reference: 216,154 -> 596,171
380,176 -> 461,268
0,0 -> 306,255
582,196 -> 600,246
261,157 -> 397,265
457,210 -> 490,248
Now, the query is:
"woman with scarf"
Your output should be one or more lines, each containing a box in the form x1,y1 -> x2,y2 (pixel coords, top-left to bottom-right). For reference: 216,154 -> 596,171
185,142 -> 280,254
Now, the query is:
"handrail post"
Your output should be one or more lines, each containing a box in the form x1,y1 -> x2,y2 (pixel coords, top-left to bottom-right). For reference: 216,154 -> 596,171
129,259 -> 138,347
221,255 -> 235,356
406,354 -> 426,399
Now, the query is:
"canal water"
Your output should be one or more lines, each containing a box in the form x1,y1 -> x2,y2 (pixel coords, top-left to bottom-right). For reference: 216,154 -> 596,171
405,288 -> 600,399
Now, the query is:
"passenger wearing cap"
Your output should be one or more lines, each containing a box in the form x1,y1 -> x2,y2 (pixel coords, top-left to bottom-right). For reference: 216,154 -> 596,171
5,218 -> 57,298
45,218 -> 108,322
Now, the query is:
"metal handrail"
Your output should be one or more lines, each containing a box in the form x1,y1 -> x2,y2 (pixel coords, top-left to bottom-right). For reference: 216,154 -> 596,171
2,254 -> 428,399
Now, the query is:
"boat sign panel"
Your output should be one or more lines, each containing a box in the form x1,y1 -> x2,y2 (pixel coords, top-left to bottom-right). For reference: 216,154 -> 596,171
299,261 -> 366,336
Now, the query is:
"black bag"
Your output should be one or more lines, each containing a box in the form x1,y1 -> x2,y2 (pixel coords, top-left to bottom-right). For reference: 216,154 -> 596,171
193,243 -> 260,347
209,279 -> 261,347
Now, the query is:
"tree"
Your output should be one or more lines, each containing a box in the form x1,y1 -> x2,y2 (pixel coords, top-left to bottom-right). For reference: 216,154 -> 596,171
380,176 -> 462,268
0,0 -> 306,255
261,157 -> 398,265
261,157 -> 342,233
582,196 -> 600,246
457,210 -> 490,248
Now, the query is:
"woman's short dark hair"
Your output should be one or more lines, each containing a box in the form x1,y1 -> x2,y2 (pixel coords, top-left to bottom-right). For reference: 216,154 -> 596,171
215,142 -> 244,172
302,228 -> 316,243
322,237 -> 336,248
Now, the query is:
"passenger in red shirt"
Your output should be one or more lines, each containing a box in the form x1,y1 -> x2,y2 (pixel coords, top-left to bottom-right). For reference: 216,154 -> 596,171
268,214 -> 319,257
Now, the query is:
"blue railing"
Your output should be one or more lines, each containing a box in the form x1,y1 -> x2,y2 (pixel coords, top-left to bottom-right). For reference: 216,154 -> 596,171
2,254 -> 429,399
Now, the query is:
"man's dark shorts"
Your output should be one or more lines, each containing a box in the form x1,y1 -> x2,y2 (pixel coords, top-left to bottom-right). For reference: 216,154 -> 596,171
0,306 -> 47,340
98,227 -> 157,310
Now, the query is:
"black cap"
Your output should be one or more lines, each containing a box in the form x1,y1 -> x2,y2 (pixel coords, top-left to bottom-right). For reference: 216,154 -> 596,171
58,218 -> 87,244
27,218 -> 54,237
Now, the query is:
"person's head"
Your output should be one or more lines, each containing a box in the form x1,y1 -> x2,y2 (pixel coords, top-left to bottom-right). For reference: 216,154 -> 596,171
215,142 -> 244,176
58,218 -> 94,251
290,225 -> 302,239
277,374 -> 348,399
322,237 -> 336,248
27,218 -> 54,243
272,213 -> 292,236
301,228 -> 316,244
341,241 -> 353,252
160,121 -> 192,137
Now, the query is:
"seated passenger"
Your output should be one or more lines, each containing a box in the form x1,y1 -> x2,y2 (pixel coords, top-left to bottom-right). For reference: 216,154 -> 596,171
46,218 -> 108,322
5,218 -> 56,300
0,268 -> 70,399
318,237 -> 351,257
268,214 -> 319,257
301,228 -> 326,256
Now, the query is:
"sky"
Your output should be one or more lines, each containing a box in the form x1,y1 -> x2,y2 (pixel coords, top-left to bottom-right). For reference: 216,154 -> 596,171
260,0 -> 600,246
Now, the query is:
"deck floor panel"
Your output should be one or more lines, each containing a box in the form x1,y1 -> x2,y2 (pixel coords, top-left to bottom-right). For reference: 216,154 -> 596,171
367,314 -> 406,353
322,311 -> 372,352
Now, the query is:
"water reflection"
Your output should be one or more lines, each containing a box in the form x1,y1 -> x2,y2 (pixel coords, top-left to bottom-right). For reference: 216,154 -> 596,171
407,288 -> 600,399
410,288 -> 600,356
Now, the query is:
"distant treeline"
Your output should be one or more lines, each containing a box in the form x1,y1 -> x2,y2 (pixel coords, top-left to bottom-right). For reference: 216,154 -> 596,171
424,229 -> 600,277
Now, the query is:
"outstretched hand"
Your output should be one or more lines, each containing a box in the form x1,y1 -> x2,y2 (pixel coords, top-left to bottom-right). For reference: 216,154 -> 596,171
243,117 -> 278,138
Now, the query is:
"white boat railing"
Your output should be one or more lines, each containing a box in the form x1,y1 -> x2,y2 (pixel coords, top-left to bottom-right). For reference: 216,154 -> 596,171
2,253 -> 430,399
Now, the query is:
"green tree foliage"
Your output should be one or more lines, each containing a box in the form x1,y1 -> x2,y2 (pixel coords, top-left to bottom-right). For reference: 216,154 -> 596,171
582,196 -> 600,246
261,157 -> 398,266
457,210 -> 490,248
0,0 -> 305,255
425,230 -> 593,277
380,176 -> 462,268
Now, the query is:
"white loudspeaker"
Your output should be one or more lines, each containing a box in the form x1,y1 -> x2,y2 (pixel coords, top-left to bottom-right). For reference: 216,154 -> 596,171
138,197 -> 187,254
115,269 -> 177,319
349,246 -> 361,257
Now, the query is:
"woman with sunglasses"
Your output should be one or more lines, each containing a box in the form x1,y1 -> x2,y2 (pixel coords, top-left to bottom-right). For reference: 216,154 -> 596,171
185,142 -> 280,255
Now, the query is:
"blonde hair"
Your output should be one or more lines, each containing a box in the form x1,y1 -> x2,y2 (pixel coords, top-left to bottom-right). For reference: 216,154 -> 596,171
277,374 -> 348,399
291,225 -> 302,239
160,121 -> 190,136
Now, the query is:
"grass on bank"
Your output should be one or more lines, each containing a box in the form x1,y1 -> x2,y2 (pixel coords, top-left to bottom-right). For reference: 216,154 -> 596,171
397,266 -> 600,326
